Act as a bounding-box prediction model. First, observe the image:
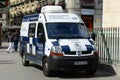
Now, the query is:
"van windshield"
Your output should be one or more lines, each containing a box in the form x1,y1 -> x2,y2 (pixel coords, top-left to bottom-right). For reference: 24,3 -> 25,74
46,23 -> 90,39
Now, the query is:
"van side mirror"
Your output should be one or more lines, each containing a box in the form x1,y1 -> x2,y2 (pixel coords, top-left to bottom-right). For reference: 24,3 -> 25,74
38,33 -> 45,42
91,32 -> 96,41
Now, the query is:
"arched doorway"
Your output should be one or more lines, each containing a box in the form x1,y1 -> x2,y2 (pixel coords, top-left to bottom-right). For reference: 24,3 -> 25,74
81,15 -> 93,32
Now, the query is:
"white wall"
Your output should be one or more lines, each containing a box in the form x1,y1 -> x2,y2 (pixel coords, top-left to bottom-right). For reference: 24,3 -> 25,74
103,0 -> 120,27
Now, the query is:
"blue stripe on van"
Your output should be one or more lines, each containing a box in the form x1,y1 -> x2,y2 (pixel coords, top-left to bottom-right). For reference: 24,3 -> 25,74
85,45 -> 94,51
33,38 -> 38,43
61,46 -> 70,52
22,14 -> 39,22
52,41 -> 59,46
21,36 -> 39,44
21,36 -> 29,43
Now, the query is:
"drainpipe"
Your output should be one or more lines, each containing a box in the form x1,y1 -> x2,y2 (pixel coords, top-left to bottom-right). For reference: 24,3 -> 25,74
66,0 -> 81,17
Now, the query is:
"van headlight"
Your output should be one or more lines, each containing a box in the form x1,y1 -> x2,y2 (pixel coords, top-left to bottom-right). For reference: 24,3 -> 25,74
89,39 -> 95,45
50,46 -> 64,56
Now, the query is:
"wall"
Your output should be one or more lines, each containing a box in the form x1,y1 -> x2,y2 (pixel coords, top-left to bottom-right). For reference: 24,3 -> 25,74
103,0 -> 120,27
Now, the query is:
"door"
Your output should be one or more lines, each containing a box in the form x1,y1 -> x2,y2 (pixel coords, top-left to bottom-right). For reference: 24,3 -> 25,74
28,23 -> 36,56
81,15 -> 93,32
36,23 -> 45,62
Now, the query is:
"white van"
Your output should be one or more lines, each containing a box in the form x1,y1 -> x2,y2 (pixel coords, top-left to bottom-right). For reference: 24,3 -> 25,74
19,6 -> 99,76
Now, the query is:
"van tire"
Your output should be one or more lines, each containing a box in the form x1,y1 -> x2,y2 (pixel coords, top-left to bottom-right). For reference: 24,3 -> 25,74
43,58 -> 52,77
22,53 -> 29,66
86,68 -> 97,75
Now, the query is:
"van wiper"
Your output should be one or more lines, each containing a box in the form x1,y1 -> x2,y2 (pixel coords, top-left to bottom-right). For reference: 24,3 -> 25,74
49,35 -> 88,39
49,35 -> 65,39
66,35 -> 84,39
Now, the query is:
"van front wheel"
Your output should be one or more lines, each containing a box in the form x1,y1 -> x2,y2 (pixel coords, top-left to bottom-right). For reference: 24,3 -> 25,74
43,58 -> 52,77
22,53 -> 29,66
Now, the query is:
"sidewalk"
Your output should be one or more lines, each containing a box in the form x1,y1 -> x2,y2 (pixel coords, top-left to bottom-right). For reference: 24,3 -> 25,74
0,42 -> 9,52
0,42 -> 19,64
0,42 -> 20,52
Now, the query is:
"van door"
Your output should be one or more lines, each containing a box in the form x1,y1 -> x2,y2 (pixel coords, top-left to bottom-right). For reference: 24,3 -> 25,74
28,23 -> 36,56
36,23 -> 45,62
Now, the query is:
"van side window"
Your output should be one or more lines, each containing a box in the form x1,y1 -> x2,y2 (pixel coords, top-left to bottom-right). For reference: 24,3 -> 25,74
28,23 -> 36,37
37,23 -> 46,42
37,23 -> 44,37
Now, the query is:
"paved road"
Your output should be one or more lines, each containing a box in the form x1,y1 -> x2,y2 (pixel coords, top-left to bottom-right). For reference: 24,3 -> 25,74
0,42 -> 119,80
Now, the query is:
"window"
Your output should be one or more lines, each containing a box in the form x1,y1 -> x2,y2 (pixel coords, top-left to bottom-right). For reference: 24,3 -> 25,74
37,23 -> 46,42
37,23 -> 44,37
46,23 -> 90,39
57,0 -> 65,9
81,0 -> 94,9
28,23 -> 36,37
0,13 -> 2,18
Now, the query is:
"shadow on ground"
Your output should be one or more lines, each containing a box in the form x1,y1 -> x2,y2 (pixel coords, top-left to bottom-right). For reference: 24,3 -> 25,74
0,46 -> 7,49
26,63 -> 115,79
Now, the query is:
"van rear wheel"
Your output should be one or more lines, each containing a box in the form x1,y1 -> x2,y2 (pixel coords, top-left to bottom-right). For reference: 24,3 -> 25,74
43,58 -> 52,77
22,53 -> 29,66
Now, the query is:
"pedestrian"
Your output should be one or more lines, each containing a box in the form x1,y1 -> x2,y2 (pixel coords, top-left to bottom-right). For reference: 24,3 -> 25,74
13,30 -> 20,52
7,32 -> 14,53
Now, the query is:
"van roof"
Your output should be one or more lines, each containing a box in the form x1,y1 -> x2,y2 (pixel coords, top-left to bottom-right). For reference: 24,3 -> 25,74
44,13 -> 83,23
22,13 -> 83,23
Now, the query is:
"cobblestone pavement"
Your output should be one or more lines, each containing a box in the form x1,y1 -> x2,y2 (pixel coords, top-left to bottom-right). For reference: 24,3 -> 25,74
0,42 -> 120,80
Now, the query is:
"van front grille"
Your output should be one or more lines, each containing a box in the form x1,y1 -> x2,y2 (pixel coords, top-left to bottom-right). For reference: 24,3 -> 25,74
64,52 -> 76,55
82,51 -> 92,54
64,51 -> 92,55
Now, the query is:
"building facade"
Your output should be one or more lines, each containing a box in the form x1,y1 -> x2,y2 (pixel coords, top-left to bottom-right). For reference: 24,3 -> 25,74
10,0 -> 38,26
9,0 -> 102,31
0,0 -> 9,27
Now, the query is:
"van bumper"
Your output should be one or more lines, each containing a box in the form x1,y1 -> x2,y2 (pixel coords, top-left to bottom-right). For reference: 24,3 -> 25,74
48,55 -> 99,71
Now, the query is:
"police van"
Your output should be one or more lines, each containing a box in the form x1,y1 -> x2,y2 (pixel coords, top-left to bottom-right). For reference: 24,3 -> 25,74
19,6 -> 99,76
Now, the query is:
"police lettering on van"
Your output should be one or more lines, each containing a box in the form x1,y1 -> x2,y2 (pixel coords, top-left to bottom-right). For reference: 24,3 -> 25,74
19,6 -> 99,77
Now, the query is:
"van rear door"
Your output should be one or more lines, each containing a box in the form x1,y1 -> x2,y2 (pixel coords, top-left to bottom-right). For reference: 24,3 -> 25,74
28,23 -> 36,56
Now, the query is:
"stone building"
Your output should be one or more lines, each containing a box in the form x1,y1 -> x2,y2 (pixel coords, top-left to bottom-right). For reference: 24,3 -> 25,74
0,0 -> 9,27
9,0 -> 102,31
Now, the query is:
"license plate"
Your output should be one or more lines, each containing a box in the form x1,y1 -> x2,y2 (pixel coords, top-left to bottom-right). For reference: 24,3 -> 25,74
74,61 -> 87,65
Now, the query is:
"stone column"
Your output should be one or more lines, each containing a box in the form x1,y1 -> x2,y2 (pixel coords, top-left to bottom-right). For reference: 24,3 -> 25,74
94,0 -> 102,29
66,0 -> 81,16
